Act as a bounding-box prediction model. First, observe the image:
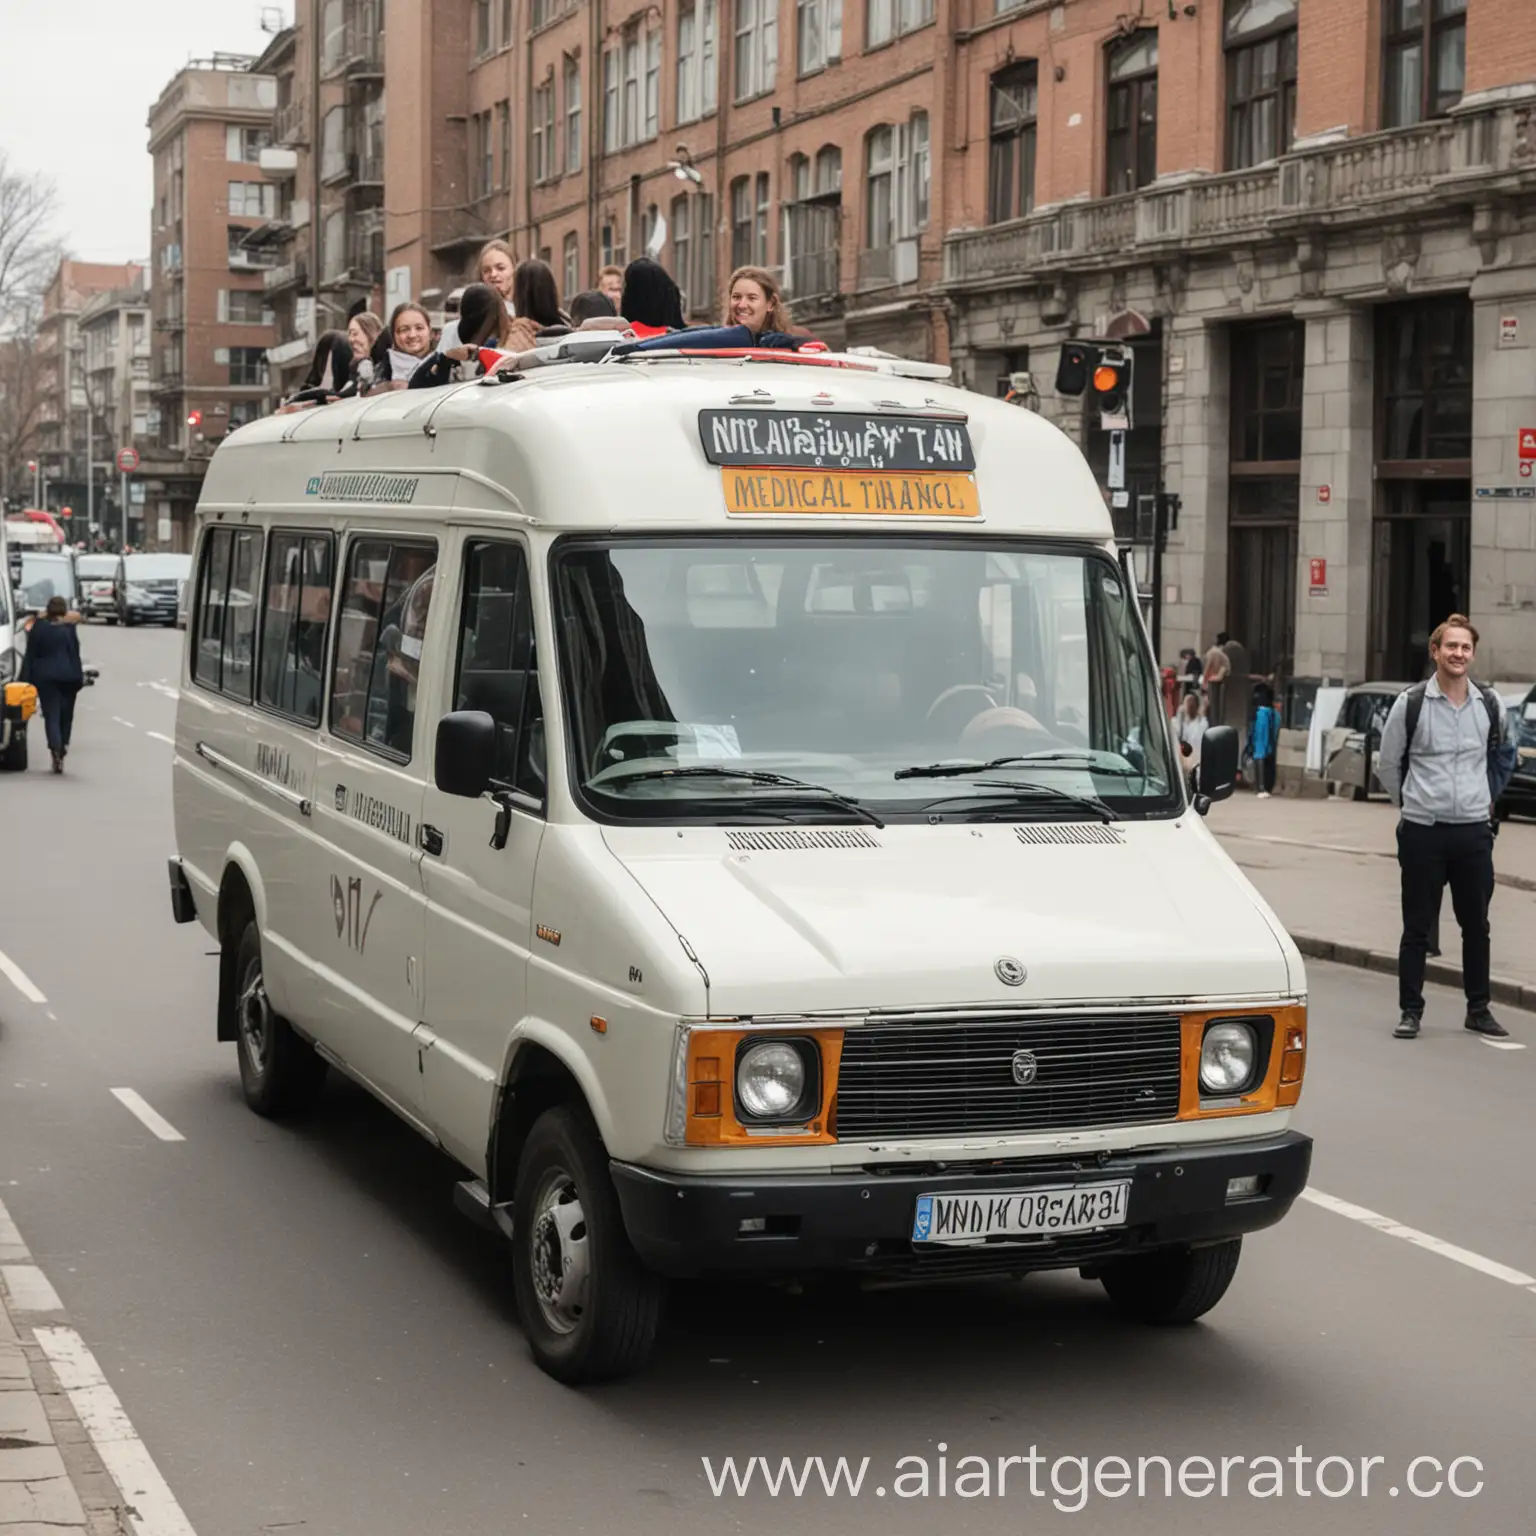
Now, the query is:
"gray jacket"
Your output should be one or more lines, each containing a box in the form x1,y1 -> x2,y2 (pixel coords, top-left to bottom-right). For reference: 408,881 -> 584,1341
1376,677 -> 1512,826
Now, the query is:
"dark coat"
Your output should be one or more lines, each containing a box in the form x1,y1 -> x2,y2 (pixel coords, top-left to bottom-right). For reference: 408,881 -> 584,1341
21,619 -> 84,688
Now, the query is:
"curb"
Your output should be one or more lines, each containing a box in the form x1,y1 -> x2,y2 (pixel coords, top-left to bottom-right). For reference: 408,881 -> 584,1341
1218,831 -> 1536,895
1290,933 -> 1536,1013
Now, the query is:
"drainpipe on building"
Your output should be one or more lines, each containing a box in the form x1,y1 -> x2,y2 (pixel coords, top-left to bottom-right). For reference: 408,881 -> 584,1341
587,0 -> 600,283
309,0 -> 322,339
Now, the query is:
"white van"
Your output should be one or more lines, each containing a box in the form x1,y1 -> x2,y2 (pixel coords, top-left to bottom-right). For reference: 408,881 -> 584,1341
169,347 -> 1311,1382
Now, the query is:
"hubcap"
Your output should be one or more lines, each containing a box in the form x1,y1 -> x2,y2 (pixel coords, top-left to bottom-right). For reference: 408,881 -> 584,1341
529,1170 -> 590,1336
237,957 -> 272,1077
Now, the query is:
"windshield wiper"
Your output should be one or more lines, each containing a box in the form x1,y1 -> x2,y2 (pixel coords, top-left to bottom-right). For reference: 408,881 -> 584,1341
918,780 -> 1120,823
895,754 -> 1141,781
594,765 -> 885,828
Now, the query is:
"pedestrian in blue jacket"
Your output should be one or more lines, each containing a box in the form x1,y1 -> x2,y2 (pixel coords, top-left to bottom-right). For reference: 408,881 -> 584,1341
20,596 -> 84,774
1251,683 -> 1280,799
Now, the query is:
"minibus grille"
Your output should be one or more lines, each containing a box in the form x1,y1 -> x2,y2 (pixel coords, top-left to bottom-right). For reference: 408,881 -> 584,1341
834,1012 -> 1182,1141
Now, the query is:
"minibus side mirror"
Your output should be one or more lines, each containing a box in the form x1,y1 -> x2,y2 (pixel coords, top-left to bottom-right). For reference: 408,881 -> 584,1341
1197,724 -> 1239,810
435,710 -> 497,799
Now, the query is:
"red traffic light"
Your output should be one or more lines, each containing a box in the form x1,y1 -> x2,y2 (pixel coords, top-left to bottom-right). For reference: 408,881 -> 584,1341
26,460 -> 37,474
60,506 -> 73,519
187,409 -> 203,428
1093,364 -> 1121,394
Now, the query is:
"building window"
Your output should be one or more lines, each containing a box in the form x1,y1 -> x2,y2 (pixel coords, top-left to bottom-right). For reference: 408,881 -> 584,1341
227,181 -> 277,219
730,176 -> 753,269
644,29 -> 661,140
601,221 -> 618,268
1378,297 -> 1473,465
471,111 -> 494,198
475,0 -> 493,58
677,0 -> 718,123
229,400 -> 261,429
671,194 -> 692,305
897,112 -> 929,236
693,194 -> 714,315
563,231 -> 580,298
1383,0 -> 1466,128
497,100 -> 512,189
754,172 -> 771,265
565,55 -> 582,171
532,81 -> 555,182
797,0 -> 843,75
1231,321 -> 1304,466
989,63 -> 1038,224
229,347 -> 268,387
221,290 -> 271,325
320,0 -> 345,70
622,27 -> 642,146
1225,0 -> 1297,168
329,539 -> 438,760
258,532 -> 333,725
865,126 -> 894,252
867,0 -> 933,49
784,146 -> 841,299
225,126 -> 271,163
603,47 -> 620,154
1106,30 -> 1159,193
734,0 -> 778,101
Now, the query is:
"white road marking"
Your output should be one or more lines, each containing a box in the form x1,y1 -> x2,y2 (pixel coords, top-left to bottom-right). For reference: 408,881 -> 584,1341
111,716 -> 137,729
1,1262 -> 65,1312
35,1326 -> 200,1536
0,950 -> 47,1003
146,730 -> 175,745
143,680 -> 180,700
110,1089 -> 186,1143
1481,1038 -> 1526,1051
1302,1187 -> 1536,1287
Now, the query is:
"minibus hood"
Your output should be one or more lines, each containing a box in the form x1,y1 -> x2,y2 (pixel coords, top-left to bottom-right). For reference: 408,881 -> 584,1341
601,818 -> 1299,1015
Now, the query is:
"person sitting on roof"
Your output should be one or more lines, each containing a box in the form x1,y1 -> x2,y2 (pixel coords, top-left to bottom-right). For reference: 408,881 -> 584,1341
279,330 -> 353,410
619,258 -> 686,338
408,283 -> 513,389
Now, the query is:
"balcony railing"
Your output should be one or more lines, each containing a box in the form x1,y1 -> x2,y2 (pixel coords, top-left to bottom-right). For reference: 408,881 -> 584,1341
273,100 -> 306,146
263,257 -> 308,294
944,97 -> 1528,288
790,247 -> 841,301
342,4 -> 385,76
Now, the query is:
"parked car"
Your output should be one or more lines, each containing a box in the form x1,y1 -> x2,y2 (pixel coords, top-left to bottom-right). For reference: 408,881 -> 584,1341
1496,683 -> 1536,822
1320,681 -> 1414,801
16,551 -> 79,617
75,553 -> 121,622
118,552 -> 192,627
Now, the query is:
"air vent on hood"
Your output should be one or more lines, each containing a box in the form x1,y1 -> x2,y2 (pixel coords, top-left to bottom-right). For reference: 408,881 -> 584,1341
726,828 -> 883,852
1014,823 -> 1125,847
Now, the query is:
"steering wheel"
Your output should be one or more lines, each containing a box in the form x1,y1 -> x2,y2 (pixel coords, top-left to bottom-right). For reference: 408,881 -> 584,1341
926,684 -> 998,741
592,720 -> 694,776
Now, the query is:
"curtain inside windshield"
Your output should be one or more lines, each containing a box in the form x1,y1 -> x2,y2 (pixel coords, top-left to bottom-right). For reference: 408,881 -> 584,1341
554,539 -> 1175,814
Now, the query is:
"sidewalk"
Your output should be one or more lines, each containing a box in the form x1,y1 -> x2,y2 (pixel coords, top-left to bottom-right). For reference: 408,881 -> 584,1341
0,1205 -> 132,1536
1208,792 -> 1536,1009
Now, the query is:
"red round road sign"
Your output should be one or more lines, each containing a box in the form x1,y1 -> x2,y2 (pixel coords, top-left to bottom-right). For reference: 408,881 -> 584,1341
116,447 -> 140,473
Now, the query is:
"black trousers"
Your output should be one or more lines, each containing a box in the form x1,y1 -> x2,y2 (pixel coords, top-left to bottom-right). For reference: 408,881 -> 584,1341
1397,819 -> 1495,1014
1255,755 -> 1276,793
35,681 -> 79,756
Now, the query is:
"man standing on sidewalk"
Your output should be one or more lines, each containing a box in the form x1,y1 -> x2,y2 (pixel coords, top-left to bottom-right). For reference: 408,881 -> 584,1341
1203,632 -> 1231,728
1377,615 -> 1516,1041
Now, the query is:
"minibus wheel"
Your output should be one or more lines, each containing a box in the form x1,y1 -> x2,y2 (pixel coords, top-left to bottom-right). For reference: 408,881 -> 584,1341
511,1106 -> 666,1383
1097,1238 -> 1241,1324
232,919 -> 327,1118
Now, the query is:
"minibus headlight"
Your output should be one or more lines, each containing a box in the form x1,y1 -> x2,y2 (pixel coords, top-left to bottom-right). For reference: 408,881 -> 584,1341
1200,1021 -> 1258,1095
736,1039 -> 815,1121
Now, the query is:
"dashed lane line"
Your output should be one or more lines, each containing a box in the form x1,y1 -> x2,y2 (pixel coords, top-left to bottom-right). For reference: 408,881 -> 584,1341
111,716 -> 136,729
146,730 -> 175,745
110,1088 -> 186,1143
35,1328 -> 200,1536
1481,1038 -> 1526,1051
0,949 -> 47,1004
1302,1187 -> 1536,1289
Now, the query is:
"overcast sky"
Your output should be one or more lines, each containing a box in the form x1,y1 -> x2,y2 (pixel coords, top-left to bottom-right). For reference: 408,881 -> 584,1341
2,1 -> 282,266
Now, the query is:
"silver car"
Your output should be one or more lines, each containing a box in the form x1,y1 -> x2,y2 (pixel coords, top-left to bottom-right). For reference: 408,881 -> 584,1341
1320,681 -> 1414,801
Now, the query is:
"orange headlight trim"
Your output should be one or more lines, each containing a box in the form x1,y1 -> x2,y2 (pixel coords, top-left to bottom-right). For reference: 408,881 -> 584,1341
684,1028 -> 844,1147
1178,1004 -> 1306,1119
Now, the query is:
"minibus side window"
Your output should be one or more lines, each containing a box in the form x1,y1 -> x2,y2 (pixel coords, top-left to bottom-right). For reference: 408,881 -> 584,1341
454,540 -> 543,801
329,538 -> 437,762
193,529 -> 232,692
223,530 -> 262,702
258,531 -> 334,725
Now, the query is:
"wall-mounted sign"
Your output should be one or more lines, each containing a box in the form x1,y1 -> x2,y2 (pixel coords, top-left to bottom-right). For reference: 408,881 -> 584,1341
1318,485 -> 1331,504
1500,316 -> 1520,346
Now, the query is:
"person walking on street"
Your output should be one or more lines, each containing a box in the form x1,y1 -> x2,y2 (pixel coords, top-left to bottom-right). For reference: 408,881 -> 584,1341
1251,684 -> 1280,798
1203,632 -> 1231,726
1377,614 -> 1518,1041
1175,693 -> 1207,798
20,595 -> 85,774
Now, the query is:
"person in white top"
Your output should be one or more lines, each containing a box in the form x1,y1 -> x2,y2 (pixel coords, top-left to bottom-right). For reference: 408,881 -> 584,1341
1175,692 -> 1207,793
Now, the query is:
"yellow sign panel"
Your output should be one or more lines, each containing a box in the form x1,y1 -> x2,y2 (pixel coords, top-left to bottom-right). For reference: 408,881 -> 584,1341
722,468 -> 980,518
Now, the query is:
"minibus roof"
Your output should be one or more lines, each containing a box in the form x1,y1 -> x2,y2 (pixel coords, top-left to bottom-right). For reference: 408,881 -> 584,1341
199,350 -> 1114,542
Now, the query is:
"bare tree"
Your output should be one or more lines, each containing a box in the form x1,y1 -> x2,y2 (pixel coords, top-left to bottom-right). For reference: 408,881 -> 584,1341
0,153 -> 60,320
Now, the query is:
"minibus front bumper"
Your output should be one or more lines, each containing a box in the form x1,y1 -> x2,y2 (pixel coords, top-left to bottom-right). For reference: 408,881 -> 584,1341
611,1130 -> 1312,1279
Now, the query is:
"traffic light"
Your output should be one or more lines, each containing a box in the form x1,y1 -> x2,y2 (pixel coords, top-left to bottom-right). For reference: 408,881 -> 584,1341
1054,342 -> 1096,397
187,409 -> 203,428
1091,349 -> 1133,431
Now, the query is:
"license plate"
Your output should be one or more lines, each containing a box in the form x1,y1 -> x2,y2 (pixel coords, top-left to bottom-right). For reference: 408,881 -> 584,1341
912,1182 -> 1130,1246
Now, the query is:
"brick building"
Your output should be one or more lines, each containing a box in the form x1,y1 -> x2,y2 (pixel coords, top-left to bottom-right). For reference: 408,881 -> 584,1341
77,281 -> 154,546
145,56 -> 281,549
242,0 -> 1536,681
35,261 -> 145,522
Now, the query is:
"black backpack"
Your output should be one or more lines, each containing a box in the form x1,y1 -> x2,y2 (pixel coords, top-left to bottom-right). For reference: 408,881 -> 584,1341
1399,680 -> 1517,800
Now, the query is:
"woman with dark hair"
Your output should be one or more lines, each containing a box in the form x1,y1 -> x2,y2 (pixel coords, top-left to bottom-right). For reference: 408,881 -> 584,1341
506,259 -> 569,349
619,258 -> 685,337
1250,682 -> 1281,800
282,330 -> 352,408
20,595 -> 84,774
407,283 -> 512,389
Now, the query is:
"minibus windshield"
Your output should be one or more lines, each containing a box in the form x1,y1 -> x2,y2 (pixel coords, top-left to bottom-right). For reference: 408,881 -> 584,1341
553,537 -> 1179,822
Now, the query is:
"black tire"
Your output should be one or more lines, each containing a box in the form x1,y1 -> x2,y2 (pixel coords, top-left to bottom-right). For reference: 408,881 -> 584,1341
105,615 -> 117,626
231,919 -> 327,1118
1099,1238 -> 1242,1324
511,1106 -> 666,1384
1350,784 -> 1368,802
121,611 -> 135,628
1,727 -> 28,773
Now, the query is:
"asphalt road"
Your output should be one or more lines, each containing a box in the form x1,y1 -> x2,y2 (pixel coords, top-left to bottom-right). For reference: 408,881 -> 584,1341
1,625 -> 1533,1535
